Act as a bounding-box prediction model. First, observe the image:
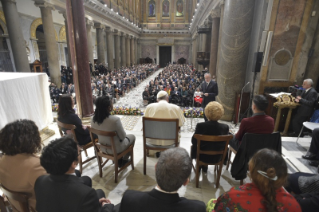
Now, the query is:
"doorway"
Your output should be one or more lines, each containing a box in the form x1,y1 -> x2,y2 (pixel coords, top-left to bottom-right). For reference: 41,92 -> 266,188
159,46 -> 171,68
0,26 -> 14,72
36,25 -> 48,70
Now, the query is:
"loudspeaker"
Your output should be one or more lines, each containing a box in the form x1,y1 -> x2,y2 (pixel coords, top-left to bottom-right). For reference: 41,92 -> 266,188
254,52 -> 263,72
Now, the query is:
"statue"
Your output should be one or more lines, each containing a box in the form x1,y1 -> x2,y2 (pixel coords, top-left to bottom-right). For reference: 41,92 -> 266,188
149,0 -> 155,17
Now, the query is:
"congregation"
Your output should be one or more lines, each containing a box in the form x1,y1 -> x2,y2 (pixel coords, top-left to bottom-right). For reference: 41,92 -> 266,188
49,63 -> 157,104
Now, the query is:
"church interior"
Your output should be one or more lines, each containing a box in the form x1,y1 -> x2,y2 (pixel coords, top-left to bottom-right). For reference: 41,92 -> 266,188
0,0 -> 319,211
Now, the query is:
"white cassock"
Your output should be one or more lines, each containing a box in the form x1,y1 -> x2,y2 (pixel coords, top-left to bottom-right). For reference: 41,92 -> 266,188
144,100 -> 185,146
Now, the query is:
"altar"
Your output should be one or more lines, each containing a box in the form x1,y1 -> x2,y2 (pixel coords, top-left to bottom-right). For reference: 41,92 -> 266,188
0,73 -> 53,130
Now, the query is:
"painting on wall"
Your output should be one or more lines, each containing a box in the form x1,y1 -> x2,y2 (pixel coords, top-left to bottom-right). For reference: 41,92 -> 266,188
148,0 -> 155,17
176,0 -> 183,17
162,0 -> 170,17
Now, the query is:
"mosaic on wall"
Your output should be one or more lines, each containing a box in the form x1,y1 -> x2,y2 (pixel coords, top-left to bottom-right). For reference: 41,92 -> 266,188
176,0 -> 183,17
162,0 -> 170,17
149,0 -> 156,17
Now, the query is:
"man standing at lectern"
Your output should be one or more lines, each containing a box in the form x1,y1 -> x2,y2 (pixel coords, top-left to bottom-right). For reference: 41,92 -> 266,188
291,79 -> 318,137
200,73 -> 218,122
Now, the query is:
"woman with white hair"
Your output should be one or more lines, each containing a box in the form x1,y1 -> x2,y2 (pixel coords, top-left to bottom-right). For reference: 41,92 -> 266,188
191,101 -> 229,172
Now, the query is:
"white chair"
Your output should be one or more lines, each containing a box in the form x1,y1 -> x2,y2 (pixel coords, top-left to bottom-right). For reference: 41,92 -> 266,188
296,122 -> 319,148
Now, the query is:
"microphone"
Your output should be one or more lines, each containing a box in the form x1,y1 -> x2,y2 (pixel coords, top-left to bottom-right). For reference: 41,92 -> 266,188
236,82 -> 250,126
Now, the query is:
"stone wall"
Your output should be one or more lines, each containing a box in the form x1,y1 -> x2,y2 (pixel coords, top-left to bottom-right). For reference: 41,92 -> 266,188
174,45 -> 189,63
141,44 -> 156,59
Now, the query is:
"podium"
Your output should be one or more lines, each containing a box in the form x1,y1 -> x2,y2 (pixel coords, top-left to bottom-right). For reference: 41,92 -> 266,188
273,94 -> 299,135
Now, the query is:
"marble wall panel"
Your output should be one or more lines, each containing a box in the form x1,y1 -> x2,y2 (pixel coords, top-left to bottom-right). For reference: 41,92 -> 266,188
174,45 -> 189,62
141,44 -> 156,59
270,0 -> 306,57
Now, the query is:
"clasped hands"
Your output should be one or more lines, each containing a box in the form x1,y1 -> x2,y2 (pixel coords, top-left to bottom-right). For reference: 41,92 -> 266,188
200,92 -> 209,97
99,198 -> 112,206
295,96 -> 301,103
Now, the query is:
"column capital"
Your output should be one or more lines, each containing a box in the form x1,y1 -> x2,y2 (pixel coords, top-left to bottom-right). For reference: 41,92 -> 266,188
34,1 -> 55,10
85,18 -> 94,27
113,30 -> 121,36
94,23 -> 105,30
210,9 -> 221,19
219,0 -> 225,7
105,27 -> 114,33
2,0 -> 17,3
58,10 -> 67,19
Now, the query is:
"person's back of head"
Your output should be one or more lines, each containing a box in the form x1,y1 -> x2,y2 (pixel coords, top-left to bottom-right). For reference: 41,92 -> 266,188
252,95 -> 268,112
40,137 -> 78,175
93,96 -> 112,125
249,148 -> 288,212
0,119 -> 42,156
156,147 -> 192,192
58,94 -> 74,117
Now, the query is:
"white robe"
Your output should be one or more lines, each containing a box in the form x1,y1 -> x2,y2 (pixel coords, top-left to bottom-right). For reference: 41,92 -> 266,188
144,100 -> 185,146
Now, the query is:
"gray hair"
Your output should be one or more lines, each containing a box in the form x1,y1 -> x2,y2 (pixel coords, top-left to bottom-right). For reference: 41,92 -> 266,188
156,147 -> 192,192
204,73 -> 211,77
157,93 -> 168,101
304,79 -> 313,86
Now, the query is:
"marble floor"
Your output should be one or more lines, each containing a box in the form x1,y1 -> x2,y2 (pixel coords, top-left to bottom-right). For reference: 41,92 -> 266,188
43,117 -> 316,205
44,68 -> 317,205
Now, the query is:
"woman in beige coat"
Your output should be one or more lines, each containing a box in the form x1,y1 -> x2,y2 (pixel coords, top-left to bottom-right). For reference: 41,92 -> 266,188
0,120 -> 47,211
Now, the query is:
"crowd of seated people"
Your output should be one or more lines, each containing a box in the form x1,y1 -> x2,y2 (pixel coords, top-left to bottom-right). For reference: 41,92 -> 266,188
50,63 -> 157,104
142,64 -> 208,107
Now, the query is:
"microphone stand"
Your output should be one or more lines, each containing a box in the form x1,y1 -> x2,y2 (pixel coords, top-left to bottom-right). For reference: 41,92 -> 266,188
235,82 -> 250,127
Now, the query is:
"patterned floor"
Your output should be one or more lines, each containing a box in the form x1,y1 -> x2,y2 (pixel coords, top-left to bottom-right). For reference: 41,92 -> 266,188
114,68 -> 163,109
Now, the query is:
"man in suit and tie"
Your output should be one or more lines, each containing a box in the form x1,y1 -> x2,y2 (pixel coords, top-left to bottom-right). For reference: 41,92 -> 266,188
35,137 -> 115,212
200,73 -> 218,121
118,148 -> 206,212
291,79 -> 318,137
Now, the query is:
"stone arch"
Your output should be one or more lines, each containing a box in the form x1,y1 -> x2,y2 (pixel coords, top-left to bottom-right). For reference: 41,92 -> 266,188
30,18 -> 58,41
0,10 -> 8,35
59,25 -> 66,42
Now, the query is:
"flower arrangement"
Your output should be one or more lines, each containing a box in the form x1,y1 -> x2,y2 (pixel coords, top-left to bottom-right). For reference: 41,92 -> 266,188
52,104 -> 59,112
183,107 -> 204,118
111,106 -> 143,116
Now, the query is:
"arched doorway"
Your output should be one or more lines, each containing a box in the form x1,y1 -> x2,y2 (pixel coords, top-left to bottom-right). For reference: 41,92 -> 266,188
0,25 -> 14,72
36,25 -> 48,71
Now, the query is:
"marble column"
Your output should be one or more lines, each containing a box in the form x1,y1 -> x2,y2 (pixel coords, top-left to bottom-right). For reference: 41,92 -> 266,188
66,0 -> 93,117
126,35 -> 131,67
135,38 -> 138,64
209,10 -> 220,77
86,18 -> 94,65
137,39 -> 141,64
35,2 -> 61,86
114,31 -> 120,69
95,23 -> 106,65
120,32 -> 126,67
105,27 -> 114,70
217,0 -> 255,120
130,37 -> 135,65
61,12 -> 72,67
1,0 -> 30,72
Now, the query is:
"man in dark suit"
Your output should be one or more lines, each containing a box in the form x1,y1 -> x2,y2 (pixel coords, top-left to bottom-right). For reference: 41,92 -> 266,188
292,79 -> 318,137
35,137 -> 114,212
200,73 -> 218,121
118,148 -> 206,212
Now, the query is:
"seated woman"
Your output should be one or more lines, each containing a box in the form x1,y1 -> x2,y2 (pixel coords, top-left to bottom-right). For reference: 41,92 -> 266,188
285,172 -> 319,211
191,102 -> 229,172
0,120 -> 47,211
212,149 -> 301,212
58,94 -> 92,146
91,96 -> 135,167
194,88 -> 203,107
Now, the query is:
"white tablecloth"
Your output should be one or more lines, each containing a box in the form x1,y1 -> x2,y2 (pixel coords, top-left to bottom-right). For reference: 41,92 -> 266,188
0,73 -> 53,130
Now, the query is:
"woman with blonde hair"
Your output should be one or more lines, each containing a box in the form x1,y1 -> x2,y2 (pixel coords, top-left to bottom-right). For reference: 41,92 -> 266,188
191,101 -> 229,173
213,149 -> 301,212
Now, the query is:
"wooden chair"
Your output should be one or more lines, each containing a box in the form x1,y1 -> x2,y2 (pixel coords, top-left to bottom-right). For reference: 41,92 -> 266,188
192,134 -> 233,188
88,127 -> 134,183
142,117 -> 179,175
0,184 -> 35,212
57,120 -> 96,174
